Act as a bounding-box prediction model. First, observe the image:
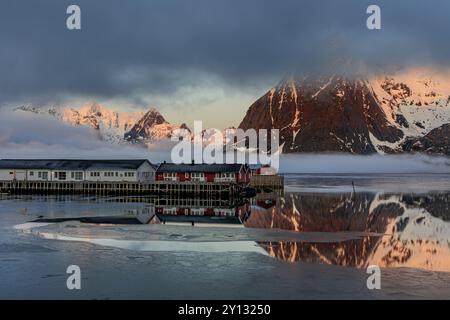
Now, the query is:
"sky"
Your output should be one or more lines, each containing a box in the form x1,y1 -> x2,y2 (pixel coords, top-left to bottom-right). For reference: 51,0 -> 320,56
1,0 -> 450,129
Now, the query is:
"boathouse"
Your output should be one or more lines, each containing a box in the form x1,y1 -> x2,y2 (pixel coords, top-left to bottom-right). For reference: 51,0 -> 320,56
0,159 -> 156,182
155,163 -> 250,184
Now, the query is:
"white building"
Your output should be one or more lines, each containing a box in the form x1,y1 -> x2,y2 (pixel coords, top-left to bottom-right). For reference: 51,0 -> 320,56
0,159 -> 156,182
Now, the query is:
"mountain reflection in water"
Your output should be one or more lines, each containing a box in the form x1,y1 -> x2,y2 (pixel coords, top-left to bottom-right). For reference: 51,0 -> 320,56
16,192 -> 450,272
248,193 -> 450,272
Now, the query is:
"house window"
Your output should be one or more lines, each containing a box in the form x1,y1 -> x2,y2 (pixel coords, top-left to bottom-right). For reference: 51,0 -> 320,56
39,172 -> 48,180
192,173 -> 204,178
74,172 -> 83,180
220,173 -> 235,179
191,173 -> 205,181
126,172 -> 135,177
29,171 -> 34,176
163,173 -> 176,178
55,172 -> 66,180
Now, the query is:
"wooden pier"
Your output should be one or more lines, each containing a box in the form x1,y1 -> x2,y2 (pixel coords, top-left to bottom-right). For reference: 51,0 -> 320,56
0,180 -> 241,197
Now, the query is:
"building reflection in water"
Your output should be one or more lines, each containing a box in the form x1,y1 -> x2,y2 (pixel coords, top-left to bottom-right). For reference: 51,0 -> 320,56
19,192 -> 450,272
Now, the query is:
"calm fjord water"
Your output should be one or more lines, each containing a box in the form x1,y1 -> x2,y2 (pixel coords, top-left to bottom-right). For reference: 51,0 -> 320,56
1,174 -> 450,299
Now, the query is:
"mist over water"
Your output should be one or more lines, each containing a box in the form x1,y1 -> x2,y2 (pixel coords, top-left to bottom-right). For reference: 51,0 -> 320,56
280,153 -> 450,174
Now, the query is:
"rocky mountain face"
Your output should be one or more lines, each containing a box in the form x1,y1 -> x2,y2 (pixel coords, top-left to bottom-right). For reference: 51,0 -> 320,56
401,124 -> 450,155
124,108 -> 189,142
15,102 -> 188,145
239,72 -> 450,155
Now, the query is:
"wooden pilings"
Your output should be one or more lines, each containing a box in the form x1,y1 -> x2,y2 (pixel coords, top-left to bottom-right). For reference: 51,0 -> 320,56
0,180 -> 241,197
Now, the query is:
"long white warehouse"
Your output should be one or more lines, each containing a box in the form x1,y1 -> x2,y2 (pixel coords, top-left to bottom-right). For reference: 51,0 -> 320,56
0,159 -> 156,182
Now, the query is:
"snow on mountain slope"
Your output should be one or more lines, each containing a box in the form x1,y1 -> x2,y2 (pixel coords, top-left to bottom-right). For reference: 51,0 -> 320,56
239,75 -> 404,154
240,68 -> 450,155
15,102 -> 186,145
369,69 -> 450,137
124,108 -> 189,142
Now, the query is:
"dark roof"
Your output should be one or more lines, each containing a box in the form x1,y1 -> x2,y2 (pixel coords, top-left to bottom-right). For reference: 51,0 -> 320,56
0,159 -> 152,170
156,163 -> 246,173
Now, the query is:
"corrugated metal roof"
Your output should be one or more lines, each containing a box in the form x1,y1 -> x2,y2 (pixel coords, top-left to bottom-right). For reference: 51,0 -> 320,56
157,163 -> 246,173
0,159 -> 152,170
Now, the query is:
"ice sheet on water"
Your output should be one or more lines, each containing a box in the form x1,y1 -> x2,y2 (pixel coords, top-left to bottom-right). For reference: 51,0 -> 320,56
11,220 -> 379,261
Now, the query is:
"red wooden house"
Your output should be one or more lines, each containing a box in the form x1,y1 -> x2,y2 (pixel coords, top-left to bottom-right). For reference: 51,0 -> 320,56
155,163 -> 250,184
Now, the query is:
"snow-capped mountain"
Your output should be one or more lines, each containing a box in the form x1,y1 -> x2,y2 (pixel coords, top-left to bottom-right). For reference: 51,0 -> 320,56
124,108 -> 190,142
15,102 -> 188,145
239,69 -> 450,155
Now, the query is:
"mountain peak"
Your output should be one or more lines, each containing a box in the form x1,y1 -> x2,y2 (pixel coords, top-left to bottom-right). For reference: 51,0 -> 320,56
138,107 -> 168,127
239,71 -> 450,155
14,102 -> 187,145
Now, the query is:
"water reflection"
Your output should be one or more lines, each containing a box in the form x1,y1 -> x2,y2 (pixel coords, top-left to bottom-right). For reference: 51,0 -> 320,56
5,192 -> 450,272
20,196 -> 251,227
250,193 -> 450,272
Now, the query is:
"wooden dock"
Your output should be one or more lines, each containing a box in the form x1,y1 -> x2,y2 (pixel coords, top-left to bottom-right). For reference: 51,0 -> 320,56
0,180 -> 242,197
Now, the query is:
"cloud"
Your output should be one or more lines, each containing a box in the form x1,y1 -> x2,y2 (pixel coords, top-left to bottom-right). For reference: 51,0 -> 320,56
1,0 -> 450,107
0,109 -> 171,162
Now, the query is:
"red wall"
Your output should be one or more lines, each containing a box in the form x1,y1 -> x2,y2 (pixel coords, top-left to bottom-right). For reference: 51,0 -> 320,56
177,172 -> 190,182
205,173 -> 215,182
155,167 -> 250,184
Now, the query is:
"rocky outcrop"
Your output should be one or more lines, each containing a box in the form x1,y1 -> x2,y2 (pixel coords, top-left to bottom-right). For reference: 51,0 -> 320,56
401,124 -> 450,156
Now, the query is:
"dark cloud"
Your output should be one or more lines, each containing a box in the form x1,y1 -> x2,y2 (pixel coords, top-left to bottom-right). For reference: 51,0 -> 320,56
0,0 -> 449,106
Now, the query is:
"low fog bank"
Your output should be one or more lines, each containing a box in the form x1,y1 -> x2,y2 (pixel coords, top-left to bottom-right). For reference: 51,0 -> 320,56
0,109 -> 171,163
0,142 -> 171,164
280,154 -> 450,174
